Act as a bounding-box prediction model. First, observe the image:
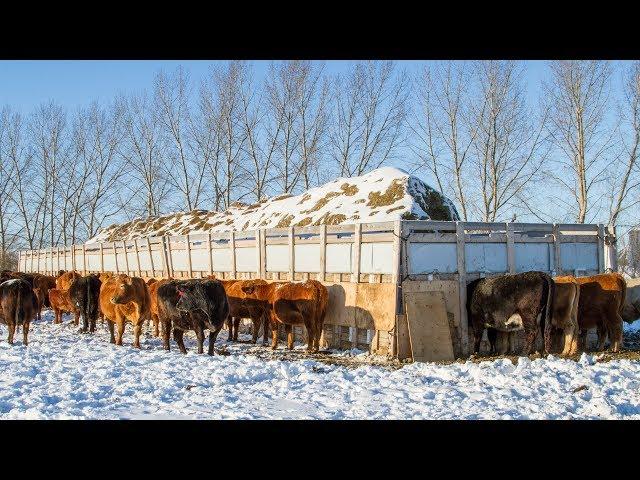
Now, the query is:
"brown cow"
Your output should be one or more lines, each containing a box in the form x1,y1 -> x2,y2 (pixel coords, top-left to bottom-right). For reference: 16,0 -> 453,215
56,270 -> 81,291
242,280 -> 328,352
222,279 -> 270,343
99,274 -> 151,348
146,278 -> 157,286
48,288 -> 80,325
0,278 -> 37,345
148,278 -> 173,337
575,273 -> 626,352
548,276 -> 580,355
32,274 -> 56,321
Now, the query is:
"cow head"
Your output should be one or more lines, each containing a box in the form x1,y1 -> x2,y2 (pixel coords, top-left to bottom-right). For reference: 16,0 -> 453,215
622,300 -> 640,324
110,276 -> 135,305
175,286 -> 196,313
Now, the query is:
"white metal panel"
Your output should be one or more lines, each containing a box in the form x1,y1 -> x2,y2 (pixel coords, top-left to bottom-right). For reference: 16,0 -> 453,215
408,243 -> 458,274
86,254 -> 100,271
515,243 -> 553,272
103,254 -> 116,272
189,249 -> 209,272
295,244 -> 321,272
360,243 -> 394,274
170,249 -> 188,273
266,244 -> 289,272
325,243 -> 352,273
136,251 -> 152,271
235,247 -> 257,272
560,243 -> 598,271
465,243 -> 508,273
212,249 -> 232,271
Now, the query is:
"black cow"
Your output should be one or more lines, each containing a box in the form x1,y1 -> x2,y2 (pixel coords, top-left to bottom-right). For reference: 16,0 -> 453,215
0,278 -> 37,345
467,271 -> 555,355
69,274 -> 102,333
158,279 -> 229,355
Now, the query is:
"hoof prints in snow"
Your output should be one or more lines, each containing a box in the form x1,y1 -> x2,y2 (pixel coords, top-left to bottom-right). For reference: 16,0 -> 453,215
1,311 -> 640,419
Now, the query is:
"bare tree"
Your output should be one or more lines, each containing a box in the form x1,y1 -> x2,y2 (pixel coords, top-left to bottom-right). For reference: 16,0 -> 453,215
410,61 -> 475,220
120,92 -> 171,218
331,61 -> 409,177
545,60 -> 613,223
469,61 -> 551,222
609,62 -> 640,226
200,62 -> 249,208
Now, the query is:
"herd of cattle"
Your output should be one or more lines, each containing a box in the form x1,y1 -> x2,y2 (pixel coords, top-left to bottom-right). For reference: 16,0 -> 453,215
0,270 -> 328,355
0,268 -> 637,358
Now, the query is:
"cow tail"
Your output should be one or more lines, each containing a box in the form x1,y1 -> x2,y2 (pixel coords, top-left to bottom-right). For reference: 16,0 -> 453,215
16,284 -> 25,327
542,273 -> 555,354
618,274 -> 627,318
86,278 -> 92,326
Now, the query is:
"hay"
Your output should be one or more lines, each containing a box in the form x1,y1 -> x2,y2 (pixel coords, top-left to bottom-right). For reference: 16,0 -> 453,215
367,179 -> 405,207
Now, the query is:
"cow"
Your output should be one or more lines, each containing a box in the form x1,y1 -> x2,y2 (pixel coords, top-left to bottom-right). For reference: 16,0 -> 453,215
622,277 -> 640,324
467,271 -> 555,356
48,288 -> 81,325
575,273 -> 626,353
547,276 -> 580,355
99,272 -> 114,283
0,278 -> 37,345
157,279 -> 229,355
69,275 -> 102,333
149,278 -> 173,337
56,270 -> 81,291
222,279 -> 270,343
241,280 -> 328,352
146,278 -> 157,286
99,274 -> 152,348
32,274 -> 56,321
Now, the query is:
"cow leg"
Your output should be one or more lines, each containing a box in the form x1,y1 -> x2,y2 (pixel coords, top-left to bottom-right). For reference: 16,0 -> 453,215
7,322 -> 16,344
82,310 -> 89,333
561,324 -> 577,356
271,322 -> 279,350
262,315 -> 270,346
596,325 -> 607,351
523,324 -> 538,355
251,317 -> 260,344
107,320 -> 115,344
285,324 -> 294,350
153,314 -> 159,337
208,326 -> 222,355
132,323 -> 142,349
305,321 -> 316,352
487,328 -> 497,354
226,316 -> 233,341
610,315 -> 623,353
162,321 -> 171,351
74,311 -> 80,326
22,321 -> 30,346
472,325 -> 483,355
174,329 -> 187,354
232,318 -> 240,342
194,325 -> 205,354
90,314 -> 96,333
115,321 -> 125,346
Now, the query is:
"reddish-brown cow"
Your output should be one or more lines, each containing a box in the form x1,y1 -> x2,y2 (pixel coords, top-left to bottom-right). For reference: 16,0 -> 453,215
242,280 -> 328,352
48,288 -> 80,325
99,274 -> 152,348
575,273 -> 626,352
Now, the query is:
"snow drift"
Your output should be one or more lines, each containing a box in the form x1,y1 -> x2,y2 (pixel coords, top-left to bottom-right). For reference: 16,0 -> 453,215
86,167 -> 459,243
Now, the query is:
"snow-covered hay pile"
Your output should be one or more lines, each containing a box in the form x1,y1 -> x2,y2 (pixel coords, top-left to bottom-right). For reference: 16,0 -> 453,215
1,312 -> 640,419
86,167 -> 459,243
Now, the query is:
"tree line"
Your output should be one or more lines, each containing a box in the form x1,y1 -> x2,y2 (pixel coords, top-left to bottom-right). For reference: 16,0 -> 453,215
1,60 -> 639,269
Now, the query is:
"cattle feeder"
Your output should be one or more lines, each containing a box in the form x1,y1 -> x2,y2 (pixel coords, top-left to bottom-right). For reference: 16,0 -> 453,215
18,221 -> 617,361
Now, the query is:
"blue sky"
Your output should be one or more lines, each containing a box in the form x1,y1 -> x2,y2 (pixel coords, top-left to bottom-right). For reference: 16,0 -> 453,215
0,60 -> 558,113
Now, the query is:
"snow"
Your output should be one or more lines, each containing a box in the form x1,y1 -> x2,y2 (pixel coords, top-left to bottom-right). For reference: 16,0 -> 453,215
1,311 -> 640,419
86,167 -> 459,243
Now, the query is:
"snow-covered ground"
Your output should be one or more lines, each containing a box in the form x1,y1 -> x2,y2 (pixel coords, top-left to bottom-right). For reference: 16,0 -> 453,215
1,311 -> 640,419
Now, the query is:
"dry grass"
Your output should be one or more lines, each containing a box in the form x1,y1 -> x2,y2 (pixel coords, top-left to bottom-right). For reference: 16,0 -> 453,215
367,179 -> 405,207
295,217 -> 313,227
354,199 -> 366,204
304,191 -> 342,213
386,206 -> 404,214
297,193 -> 312,205
340,183 -> 359,196
276,214 -> 295,228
